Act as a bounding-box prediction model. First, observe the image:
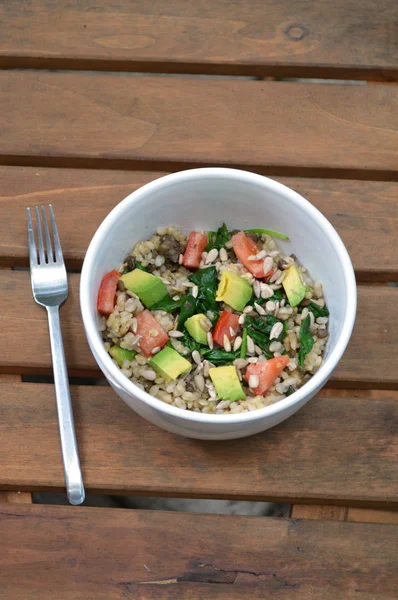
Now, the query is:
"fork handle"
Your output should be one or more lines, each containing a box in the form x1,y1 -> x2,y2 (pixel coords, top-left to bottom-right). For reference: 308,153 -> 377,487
46,305 -> 85,505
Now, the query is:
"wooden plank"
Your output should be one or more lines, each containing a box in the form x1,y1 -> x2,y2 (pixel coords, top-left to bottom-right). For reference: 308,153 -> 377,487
0,1 -> 397,81
0,167 -> 396,281
0,491 -> 32,504
291,504 -> 398,525
2,504 -> 398,600
1,382 -> 397,505
291,505 -> 348,520
0,72 -> 397,179
0,375 -> 32,503
0,270 -> 396,387
347,508 -> 398,524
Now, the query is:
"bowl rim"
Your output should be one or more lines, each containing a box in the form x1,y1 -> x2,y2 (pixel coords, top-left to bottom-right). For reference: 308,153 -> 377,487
80,167 -> 357,424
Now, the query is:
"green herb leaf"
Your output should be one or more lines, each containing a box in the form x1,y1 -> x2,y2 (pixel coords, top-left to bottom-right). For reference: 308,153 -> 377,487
298,315 -> 314,367
135,262 -> 148,272
188,266 -> 220,318
177,293 -> 197,329
240,327 -> 248,358
151,295 -> 182,313
244,228 -> 289,240
179,330 -> 202,355
200,348 -> 239,365
206,223 -> 231,251
307,301 -> 329,319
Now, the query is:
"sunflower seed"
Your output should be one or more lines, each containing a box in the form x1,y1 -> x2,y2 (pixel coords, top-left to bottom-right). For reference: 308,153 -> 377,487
151,346 -> 161,354
234,358 -> 248,369
131,318 -> 138,334
233,336 -> 242,351
219,248 -> 228,262
238,314 -> 246,325
263,256 -> 273,274
247,335 -> 255,354
254,302 -> 266,315
260,283 -> 274,299
229,327 -> 236,337
207,332 -> 214,349
270,322 -> 283,340
223,334 -> 232,352
192,350 -> 201,364
248,375 -> 259,388
206,248 -> 219,264
194,374 -> 205,392
169,330 -> 184,338
243,305 -> 253,314
192,285 -> 199,298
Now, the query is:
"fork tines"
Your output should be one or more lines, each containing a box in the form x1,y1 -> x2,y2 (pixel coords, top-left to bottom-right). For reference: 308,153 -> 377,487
27,204 -> 63,266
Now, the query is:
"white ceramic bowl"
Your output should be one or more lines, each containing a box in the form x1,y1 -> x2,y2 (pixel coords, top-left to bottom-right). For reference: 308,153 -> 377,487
80,168 -> 356,440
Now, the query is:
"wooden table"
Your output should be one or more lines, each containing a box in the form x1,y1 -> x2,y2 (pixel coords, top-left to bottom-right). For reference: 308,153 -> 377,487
1,2 -> 398,598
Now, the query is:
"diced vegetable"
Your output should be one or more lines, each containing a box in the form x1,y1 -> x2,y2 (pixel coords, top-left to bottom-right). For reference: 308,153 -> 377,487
244,355 -> 289,395
209,366 -> 246,401
298,315 -> 314,366
109,346 -> 136,367
121,269 -> 168,308
182,231 -> 208,269
97,270 -> 120,315
244,228 -> 289,240
149,347 -> 191,381
212,311 -> 240,347
216,270 -> 252,312
135,310 -> 169,357
231,231 -> 272,279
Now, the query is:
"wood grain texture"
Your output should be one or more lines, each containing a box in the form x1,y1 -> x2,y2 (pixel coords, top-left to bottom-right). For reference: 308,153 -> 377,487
0,491 -> 32,504
291,504 -> 398,524
2,504 -> 398,600
0,270 -> 396,387
291,505 -> 348,520
0,72 -> 398,179
0,167 -> 396,281
0,0 -> 397,80
1,382 -> 397,504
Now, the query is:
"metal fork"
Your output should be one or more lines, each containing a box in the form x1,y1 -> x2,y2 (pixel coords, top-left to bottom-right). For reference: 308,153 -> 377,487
27,205 -> 85,506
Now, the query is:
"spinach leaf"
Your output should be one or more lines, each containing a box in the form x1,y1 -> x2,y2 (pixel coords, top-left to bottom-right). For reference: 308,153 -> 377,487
180,331 -> 238,364
188,267 -> 220,319
135,262 -> 148,272
298,315 -> 314,367
307,301 -> 329,319
206,223 -> 231,251
250,288 -> 285,307
177,293 -> 197,329
201,348 -> 239,365
151,295 -> 182,313
244,228 -> 289,240
179,331 -> 202,355
285,386 -> 295,397
240,327 -> 248,358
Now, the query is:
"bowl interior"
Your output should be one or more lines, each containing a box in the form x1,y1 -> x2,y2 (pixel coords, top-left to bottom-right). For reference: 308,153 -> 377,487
86,170 -> 352,367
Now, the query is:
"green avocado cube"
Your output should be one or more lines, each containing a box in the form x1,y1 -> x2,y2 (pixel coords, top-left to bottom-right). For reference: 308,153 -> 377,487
121,269 -> 168,308
109,346 -> 136,367
209,366 -> 246,402
149,347 -> 192,382
216,270 -> 252,312
184,313 -> 208,345
282,265 -> 306,307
